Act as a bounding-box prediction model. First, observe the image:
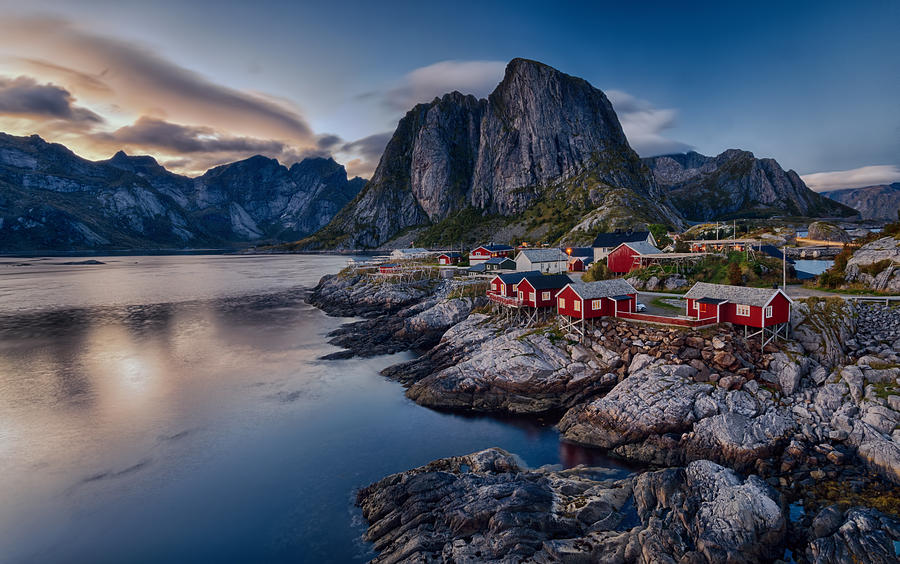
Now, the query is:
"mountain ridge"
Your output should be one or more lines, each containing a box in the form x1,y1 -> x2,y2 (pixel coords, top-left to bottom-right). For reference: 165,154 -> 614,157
0,132 -> 363,251
821,183 -> 900,221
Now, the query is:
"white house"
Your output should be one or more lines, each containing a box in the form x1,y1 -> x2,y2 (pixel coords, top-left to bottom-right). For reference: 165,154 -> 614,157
514,248 -> 570,274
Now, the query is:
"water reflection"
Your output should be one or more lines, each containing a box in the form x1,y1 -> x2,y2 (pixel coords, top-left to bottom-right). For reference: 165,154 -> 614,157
0,255 -> 630,563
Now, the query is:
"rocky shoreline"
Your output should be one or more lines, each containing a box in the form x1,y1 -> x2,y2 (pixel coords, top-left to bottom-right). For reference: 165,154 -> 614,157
308,273 -> 900,562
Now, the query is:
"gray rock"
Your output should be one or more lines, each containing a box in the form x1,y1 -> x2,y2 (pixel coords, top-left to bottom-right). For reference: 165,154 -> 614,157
806,507 -> 900,563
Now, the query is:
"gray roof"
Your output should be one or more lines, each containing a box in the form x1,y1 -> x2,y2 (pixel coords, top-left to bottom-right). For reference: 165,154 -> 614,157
518,248 -> 569,263
620,241 -> 662,255
592,230 -> 652,248
684,282 -> 786,308
485,256 -> 515,265
566,279 -> 637,300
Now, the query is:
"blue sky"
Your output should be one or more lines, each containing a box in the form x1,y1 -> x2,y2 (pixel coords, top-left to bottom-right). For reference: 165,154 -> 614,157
0,0 -> 896,189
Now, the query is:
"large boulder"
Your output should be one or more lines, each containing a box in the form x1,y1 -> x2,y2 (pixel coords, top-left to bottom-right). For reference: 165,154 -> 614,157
790,298 -> 857,368
844,236 -> 900,292
807,221 -> 851,243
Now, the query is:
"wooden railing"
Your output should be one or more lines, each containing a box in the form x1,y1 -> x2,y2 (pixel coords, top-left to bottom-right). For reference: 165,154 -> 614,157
487,292 -> 524,307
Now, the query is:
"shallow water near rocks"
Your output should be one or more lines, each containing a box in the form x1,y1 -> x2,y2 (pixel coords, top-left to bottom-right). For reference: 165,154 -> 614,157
0,254 -> 631,563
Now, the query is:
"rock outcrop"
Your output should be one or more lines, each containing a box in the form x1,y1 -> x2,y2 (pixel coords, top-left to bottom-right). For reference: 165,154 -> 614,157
843,236 -> 900,292
0,133 -> 363,250
356,448 -> 787,563
805,506 -> 900,563
304,58 -> 680,249
644,150 -> 856,221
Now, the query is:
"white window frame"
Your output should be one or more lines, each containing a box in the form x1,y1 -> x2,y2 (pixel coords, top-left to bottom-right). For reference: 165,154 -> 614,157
693,301 -> 699,312
542,291 -> 550,301
736,304 -> 750,317
592,300 -> 601,310
574,300 -> 581,312
765,305 -> 773,318
518,290 -> 524,300
530,292 -> 536,302
558,298 -> 565,309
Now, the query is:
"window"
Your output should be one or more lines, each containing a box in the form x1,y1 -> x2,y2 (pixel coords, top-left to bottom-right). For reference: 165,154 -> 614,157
574,301 -> 581,312
765,306 -> 773,318
542,291 -> 550,301
592,300 -> 601,310
736,304 -> 750,317
518,291 -> 524,300
693,301 -> 699,312
558,298 -> 565,308
530,292 -> 536,302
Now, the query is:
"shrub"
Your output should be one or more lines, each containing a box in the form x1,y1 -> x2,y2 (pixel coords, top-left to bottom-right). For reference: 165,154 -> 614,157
583,260 -> 612,282
728,262 -> 743,285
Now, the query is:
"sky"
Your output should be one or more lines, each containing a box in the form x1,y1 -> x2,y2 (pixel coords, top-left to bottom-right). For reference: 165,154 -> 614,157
0,0 -> 897,191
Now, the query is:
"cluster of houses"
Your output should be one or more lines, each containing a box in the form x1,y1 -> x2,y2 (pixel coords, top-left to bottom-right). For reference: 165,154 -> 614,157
484,270 -> 791,343
380,228 -> 792,343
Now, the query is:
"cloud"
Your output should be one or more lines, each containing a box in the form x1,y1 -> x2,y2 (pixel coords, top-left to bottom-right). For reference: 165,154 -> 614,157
338,131 -> 392,178
801,165 -> 900,192
0,75 -> 103,124
316,134 -> 342,150
364,60 -> 506,112
92,116 -> 288,154
0,16 -> 316,144
605,90 -> 692,156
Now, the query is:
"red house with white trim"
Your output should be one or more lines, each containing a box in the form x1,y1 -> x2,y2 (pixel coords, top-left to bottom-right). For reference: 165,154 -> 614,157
489,270 -> 539,297
515,274 -> 572,308
683,282 -> 792,329
379,263 -> 401,274
437,252 -> 461,265
470,244 -> 515,265
556,279 -> 638,319
606,241 -> 663,274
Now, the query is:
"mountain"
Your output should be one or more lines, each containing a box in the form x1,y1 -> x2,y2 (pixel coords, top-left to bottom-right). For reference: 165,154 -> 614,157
822,183 -> 900,221
302,58 -> 681,249
0,133 -> 363,251
643,150 -> 857,221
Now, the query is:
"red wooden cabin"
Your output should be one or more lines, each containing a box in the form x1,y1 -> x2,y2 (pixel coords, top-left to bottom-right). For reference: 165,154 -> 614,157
489,270 -> 539,297
470,244 -> 514,264
515,274 -> 572,307
378,263 -> 401,274
437,252 -> 461,265
606,241 -> 662,274
556,279 -> 638,319
683,282 -> 792,328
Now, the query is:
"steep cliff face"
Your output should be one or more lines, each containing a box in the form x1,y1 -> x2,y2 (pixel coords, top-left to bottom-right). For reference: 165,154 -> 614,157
645,150 -> 857,221
309,58 -> 674,249
0,133 -> 363,250
823,183 -> 900,221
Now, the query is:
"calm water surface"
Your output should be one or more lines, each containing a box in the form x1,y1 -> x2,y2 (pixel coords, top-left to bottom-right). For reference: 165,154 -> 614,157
0,255 -> 630,563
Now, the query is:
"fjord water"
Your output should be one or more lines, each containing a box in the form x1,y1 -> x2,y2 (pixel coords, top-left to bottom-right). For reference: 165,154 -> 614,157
0,255 -> 629,563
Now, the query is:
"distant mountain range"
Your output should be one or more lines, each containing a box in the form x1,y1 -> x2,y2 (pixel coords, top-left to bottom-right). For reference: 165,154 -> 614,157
822,183 -> 900,221
643,150 -> 855,221
0,133 -> 363,251
0,58 -> 872,252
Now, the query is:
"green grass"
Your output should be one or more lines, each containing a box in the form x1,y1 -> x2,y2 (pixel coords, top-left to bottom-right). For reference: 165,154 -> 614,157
651,297 -> 682,311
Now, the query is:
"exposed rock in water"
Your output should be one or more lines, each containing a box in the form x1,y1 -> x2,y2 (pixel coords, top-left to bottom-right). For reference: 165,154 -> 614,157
807,221 -> 851,243
356,448 -> 787,563
805,506 -> 900,563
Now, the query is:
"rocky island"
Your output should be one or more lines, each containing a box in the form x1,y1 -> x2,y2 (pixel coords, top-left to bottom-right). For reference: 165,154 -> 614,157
310,269 -> 900,563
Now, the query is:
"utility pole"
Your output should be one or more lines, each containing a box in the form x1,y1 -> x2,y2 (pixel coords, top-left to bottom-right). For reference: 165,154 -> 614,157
782,247 -> 786,290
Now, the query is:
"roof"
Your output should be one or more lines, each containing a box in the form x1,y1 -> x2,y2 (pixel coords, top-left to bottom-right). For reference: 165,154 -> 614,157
565,279 -> 637,300
619,241 -> 663,255
517,248 -> 569,263
439,251 -> 461,258
684,282 -> 792,308
698,297 -> 729,305
380,263 -> 399,268
610,295 -> 633,301
592,230 -> 651,248
475,244 -> 514,252
520,273 -> 572,290
467,263 -> 486,272
496,270 -> 540,284
568,247 -> 593,257
485,256 -> 515,265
